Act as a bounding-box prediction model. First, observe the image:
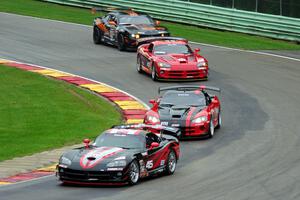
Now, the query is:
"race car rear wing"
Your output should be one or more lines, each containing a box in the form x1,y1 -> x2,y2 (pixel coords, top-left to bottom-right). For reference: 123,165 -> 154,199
112,124 -> 180,137
137,37 -> 187,46
159,85 -> 221,94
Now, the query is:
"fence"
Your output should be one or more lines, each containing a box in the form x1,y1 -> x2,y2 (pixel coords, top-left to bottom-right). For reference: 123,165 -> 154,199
183,0 -> 300,18
42,0 -> 300,42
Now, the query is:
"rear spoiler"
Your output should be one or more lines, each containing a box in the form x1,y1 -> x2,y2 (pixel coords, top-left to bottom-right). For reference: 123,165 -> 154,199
159,85 -> 221,94
112,124 -> 180,137
137,37 -> 187,46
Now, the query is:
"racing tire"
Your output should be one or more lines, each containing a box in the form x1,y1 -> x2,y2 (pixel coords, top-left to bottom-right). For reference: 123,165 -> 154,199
128,160 -> 140,185
151,64 -> 158,81
165,149 -> 177,175
93,26 -> 103,44
136,55 -> 143,73
117,34 -> 126,51
216,110 -> 221,129
207,117 -> 215,138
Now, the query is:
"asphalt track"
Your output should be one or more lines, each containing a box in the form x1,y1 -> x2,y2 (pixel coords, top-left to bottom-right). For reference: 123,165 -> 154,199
1,13 -> 300,200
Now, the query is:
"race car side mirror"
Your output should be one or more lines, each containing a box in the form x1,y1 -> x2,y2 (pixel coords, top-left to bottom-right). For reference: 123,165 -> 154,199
212,98 -> 218,104
149,99 -> 156,105
83,138 -> 90,149
150,142 -> 159,149
155,20 -> 161,26
194,48 -> 200,54
108,21 -> 116,26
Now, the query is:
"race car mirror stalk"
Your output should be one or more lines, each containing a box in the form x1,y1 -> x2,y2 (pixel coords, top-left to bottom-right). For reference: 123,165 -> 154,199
150,142 -> 160,149
149,99 -> 156,105
83,138 -> 90,149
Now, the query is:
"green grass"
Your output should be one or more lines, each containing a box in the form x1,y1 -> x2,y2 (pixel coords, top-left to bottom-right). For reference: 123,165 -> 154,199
0,65 -> 121,161
0,0 -> 299,50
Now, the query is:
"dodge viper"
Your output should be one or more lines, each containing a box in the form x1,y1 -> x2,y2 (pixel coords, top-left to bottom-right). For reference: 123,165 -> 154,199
144,85 -> 221,138
137,37 -> 209,81
93,9 -> 170,51
57,124 -> 180,185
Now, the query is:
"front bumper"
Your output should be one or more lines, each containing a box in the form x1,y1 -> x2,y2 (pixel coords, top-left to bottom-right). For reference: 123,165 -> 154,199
178,123 -> 210,138
57,166 -> 128,185
157,69 -> 208,80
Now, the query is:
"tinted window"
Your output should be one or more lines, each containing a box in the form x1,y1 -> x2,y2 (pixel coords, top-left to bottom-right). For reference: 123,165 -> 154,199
119,15 -> 153,25
146,133 -> 161,147
160,92 -> 206,107
94,132 -> 145,149
154,44 -> 192,55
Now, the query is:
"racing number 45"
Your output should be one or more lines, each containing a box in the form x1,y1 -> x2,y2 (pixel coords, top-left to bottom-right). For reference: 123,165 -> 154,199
146,160 -> 153,169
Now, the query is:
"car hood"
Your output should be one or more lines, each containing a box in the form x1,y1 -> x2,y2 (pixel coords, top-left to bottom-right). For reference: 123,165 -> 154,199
159,105 -> 205,127
120,24 -> 168,35
61,146 -> 139,171
157,54 -> 199,65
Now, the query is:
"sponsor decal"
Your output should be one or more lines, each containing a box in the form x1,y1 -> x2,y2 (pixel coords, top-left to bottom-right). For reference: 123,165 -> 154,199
80,147 -> 124,169
161,121 -> 168,126
160,160 -> 165,166
171,124 -> 180,127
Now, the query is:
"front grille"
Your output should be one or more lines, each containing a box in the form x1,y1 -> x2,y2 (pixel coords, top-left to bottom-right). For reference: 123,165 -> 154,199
168,70 -> 202,77
181,127 -> 196,135
59,168 -> 117,181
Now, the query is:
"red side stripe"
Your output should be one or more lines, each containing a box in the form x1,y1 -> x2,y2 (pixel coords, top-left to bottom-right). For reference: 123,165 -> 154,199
186,107 -> 196,127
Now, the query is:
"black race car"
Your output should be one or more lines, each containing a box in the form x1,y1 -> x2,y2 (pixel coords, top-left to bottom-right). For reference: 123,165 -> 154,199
93,9 -> 170,51
57,124 -> 180,186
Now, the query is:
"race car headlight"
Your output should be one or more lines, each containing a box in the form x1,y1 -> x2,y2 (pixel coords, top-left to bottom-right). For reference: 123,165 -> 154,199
106,160 -> 127,167
197,59 -> 208,68
147,116 -> 160,123
131,34 -> 140,39
158,62 -> 171,68
60,156 -> 72,166
192,116 -> 207,124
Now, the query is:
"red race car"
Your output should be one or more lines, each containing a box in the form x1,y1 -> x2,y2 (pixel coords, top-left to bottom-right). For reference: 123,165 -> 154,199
136,37 -> 209,81
144,85 -> 221,138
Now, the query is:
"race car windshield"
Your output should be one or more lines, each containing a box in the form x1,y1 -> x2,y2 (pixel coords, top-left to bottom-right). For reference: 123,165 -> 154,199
154,44 -> 192,55
160,92 -> 206,107
94,133 -> 145,149
119,16 -> 153,25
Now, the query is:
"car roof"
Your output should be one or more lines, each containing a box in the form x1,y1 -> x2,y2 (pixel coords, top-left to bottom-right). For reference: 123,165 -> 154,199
152,40 -> 188,46
109,10 -> 147,17
162,90 -> 205,98
105,128 -> 147,136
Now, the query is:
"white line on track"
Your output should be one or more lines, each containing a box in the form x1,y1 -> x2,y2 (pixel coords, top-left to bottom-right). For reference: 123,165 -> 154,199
1,12 -> 300,62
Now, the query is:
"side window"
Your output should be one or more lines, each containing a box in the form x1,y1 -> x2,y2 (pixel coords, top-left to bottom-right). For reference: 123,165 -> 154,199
148,43 -> 154,52
103,14 -> 110,22
146,133 -> 161,147
110,15 -> 118,25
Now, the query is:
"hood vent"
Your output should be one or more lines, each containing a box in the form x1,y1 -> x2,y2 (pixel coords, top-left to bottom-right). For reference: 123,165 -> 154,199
87,157 -> 96,161
178,58 -> 187,63
172,115 -> 182,118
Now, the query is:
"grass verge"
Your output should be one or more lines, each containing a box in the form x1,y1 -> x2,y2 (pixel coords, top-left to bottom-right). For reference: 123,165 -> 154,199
0,0 -> 299,50
0,65 -> 121,161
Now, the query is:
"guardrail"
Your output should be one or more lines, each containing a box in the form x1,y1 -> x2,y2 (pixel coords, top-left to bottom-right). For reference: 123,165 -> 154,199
42,0 -> 300,42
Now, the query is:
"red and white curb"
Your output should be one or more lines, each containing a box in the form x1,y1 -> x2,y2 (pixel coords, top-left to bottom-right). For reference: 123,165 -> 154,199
0,58 -> 149,185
